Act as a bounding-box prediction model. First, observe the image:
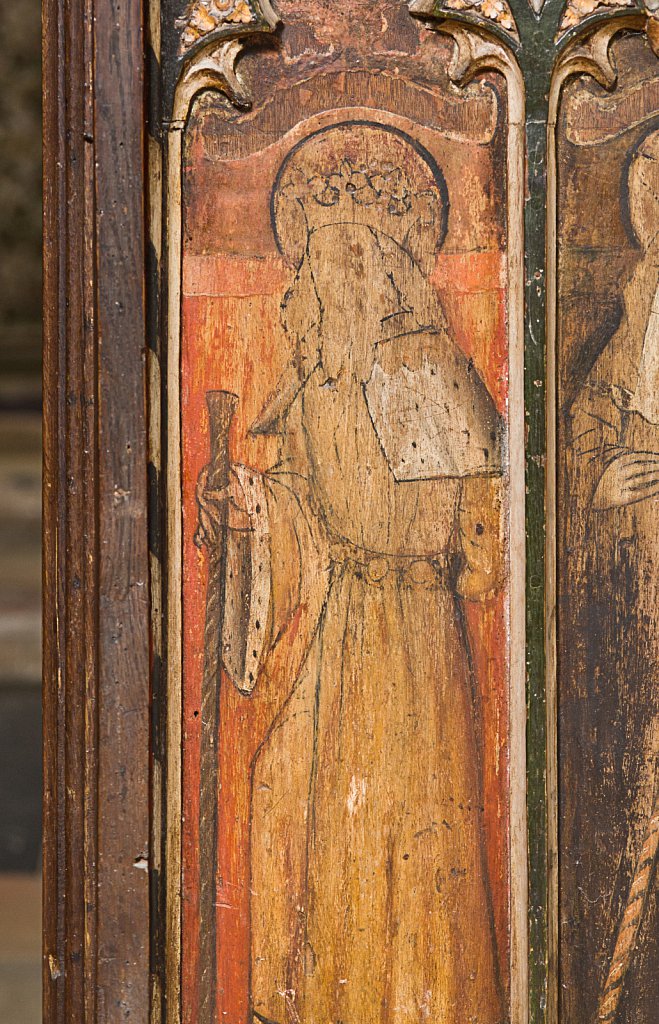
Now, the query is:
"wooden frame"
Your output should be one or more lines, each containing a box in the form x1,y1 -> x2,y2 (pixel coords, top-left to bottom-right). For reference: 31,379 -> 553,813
43,2 -> 659,1023
42,0 -> 150,1020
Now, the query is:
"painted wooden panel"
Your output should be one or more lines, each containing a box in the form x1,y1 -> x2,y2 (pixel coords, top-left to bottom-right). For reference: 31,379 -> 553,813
556,33 -> 659,1024
166,4 -> 522,1023
45,1 -> 659,1022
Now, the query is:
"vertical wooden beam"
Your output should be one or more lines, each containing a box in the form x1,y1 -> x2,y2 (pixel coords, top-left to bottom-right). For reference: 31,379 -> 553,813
43,0 -> 150,1020
42,0 -> 96,1018
94,0 -> 150,1018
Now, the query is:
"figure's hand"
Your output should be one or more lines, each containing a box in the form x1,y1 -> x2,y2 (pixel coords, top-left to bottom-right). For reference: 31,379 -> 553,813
592,452 -> 659,510
194,465 -> 251,549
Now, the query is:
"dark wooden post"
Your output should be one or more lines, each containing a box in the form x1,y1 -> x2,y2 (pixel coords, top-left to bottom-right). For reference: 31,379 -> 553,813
42,0 -> 150,1021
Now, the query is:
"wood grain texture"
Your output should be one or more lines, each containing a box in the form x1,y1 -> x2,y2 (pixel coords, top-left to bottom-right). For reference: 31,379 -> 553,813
42,0 -> 150,1021
556,33 -> 659,1024
163,5 -> 520,1023
43,4 -> 659,1023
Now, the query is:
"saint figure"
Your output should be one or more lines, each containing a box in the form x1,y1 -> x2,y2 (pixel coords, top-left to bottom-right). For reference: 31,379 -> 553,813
197,122 -> 507,1024
562,126 -> 659,1024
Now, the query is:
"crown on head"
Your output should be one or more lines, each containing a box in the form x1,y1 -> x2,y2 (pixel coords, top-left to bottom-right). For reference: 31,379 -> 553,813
280,158 -> 439,247
272,124 -> 447,268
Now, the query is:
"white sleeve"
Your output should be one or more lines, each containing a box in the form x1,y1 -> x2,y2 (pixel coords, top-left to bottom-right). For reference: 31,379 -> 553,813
222,465 -> 271,695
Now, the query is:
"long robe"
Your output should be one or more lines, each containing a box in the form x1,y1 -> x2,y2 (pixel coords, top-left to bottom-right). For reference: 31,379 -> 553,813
224,320 -> 507,1024
560,243 -> 659,1024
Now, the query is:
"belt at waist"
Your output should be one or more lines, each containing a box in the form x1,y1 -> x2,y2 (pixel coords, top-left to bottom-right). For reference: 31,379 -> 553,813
328,540 -> 451,588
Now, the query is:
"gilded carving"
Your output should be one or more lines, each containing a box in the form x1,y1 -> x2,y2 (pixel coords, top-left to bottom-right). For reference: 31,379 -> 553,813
409,0 -> 518,39
176,0 -> 278,55
559,0 -> 634,34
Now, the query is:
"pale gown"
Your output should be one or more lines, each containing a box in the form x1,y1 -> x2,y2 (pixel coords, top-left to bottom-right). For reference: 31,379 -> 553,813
228,326 -> 506,1024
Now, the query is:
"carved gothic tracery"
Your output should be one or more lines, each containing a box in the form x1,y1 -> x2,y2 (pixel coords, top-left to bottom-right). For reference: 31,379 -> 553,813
176,0 -> 278,54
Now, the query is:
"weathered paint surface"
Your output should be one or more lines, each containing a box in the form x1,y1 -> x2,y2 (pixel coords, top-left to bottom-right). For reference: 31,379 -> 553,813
177,6 -> 513,1023
557,34 -> 659,1024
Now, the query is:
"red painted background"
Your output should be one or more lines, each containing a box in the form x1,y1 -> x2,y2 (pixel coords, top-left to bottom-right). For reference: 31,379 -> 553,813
180,100 -> 511,1024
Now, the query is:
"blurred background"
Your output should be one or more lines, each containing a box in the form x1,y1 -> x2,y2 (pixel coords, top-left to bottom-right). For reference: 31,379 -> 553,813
0,4 -> 43,1022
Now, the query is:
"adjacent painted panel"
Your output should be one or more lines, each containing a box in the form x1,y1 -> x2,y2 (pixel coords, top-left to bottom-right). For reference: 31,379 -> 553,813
556,33 -> 659,1024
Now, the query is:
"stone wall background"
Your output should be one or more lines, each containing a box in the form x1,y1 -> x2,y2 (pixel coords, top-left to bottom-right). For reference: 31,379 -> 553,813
0,4 -> 42,379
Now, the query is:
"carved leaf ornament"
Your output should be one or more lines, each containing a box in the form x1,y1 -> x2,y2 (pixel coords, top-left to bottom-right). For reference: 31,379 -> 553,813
443,0 -> 517,34
177,0 -> 258,54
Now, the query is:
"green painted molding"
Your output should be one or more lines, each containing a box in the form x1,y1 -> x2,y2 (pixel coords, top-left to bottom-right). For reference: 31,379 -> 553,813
408,2 -> 657,1021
